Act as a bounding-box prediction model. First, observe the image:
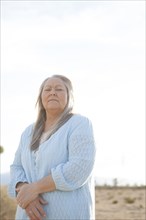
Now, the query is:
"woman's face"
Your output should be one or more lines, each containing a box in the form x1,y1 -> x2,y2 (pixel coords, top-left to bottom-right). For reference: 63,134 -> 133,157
41,78 -> 68,114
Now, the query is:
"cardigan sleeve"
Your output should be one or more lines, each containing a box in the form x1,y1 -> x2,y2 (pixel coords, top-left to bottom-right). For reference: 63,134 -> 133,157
8,129 -> 30,198
51,116 -> 96,191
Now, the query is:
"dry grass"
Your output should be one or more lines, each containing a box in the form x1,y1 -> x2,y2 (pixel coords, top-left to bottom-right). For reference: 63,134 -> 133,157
0,186 -> 16,220
0,185 -> 145,220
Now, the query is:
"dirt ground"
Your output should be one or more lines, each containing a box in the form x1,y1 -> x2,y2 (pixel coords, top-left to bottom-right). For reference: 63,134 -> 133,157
95,186 -> 146,220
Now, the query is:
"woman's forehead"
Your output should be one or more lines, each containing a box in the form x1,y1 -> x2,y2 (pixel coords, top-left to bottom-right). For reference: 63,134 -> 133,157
44,77 -> 66,87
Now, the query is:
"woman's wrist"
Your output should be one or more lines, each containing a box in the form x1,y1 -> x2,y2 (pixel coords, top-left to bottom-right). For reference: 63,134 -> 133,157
34,175 -> 56,194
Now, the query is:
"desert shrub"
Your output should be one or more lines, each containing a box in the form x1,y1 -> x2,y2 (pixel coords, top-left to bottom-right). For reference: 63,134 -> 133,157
112,200 -> 118,204
124,197 -> 135,204
0,145 -> 4,154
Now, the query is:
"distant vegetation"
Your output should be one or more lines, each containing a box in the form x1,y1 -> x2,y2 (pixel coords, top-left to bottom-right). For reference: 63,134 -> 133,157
0,145 -> 4,154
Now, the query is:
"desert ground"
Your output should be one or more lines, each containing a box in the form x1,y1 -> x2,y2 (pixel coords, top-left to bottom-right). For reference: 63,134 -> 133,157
95,186 -> 146,220
1,186 -> 145,220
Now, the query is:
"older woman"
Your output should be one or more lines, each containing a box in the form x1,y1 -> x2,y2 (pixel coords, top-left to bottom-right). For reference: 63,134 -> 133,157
8,75 -> 96,220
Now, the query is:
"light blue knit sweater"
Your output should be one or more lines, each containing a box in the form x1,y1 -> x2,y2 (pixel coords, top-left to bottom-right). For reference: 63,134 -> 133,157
8,114 -> 96,220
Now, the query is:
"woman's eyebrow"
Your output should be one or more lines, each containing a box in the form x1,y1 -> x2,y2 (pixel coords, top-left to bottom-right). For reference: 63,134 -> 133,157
44,84 -> 64,88
48,84 -> 64,87
55,85 -> 64,87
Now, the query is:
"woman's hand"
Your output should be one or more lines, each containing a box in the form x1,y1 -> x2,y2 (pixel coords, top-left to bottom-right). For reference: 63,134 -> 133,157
25,196 -> 48,220
16,183 -> 39,209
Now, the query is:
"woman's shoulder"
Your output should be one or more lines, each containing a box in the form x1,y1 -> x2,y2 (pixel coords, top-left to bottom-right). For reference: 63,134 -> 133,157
69,113 -> 93,128
71,113 -> 92,122
21,123 -> 34,137
67,113 -> 94,137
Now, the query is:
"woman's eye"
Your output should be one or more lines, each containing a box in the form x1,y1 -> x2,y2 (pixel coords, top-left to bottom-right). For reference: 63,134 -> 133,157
56,88 -> 63,91
43,88 -> 64,92
44,89 -> 51,91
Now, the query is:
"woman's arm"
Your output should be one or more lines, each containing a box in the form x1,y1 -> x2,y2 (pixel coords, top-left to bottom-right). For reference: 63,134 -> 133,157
51,117 -> 96,191
8,144 -> 28,197
8,125 -> 33,198
16,175 -> 55,208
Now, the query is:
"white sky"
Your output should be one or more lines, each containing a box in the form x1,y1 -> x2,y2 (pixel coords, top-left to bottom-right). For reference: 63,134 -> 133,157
1,0 -> 145,185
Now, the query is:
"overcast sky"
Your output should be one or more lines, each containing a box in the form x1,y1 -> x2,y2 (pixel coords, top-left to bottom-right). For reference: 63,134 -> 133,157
1,0 -> 145,185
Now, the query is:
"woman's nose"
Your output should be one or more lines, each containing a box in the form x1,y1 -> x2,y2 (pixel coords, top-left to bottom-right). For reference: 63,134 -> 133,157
50,88 -> 56,95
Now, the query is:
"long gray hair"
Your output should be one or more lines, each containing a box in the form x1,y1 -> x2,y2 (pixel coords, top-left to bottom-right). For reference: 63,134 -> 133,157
30,75 -> 74,151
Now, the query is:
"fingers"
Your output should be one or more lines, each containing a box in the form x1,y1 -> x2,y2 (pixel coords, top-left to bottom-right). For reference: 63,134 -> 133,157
17,200 -> 28,209
35,201 -> 47,218
17,195 -> 48,210
16,183 -> 39,208
17,194 -> 37,209
39,197 -> 48,205
26,208 -> 42,220
27,206 -> 42,220
17,199 -> 25,209
25,197 -> 47,220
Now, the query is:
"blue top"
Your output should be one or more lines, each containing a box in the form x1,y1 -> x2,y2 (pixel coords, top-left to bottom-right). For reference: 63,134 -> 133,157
8,114 -> 96,220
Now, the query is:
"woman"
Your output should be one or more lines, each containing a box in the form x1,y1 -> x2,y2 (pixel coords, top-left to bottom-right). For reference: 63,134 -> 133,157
8,75 -> 96,220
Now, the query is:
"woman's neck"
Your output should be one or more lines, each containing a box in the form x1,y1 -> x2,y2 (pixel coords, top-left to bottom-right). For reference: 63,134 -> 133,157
44,113 -> 61,132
